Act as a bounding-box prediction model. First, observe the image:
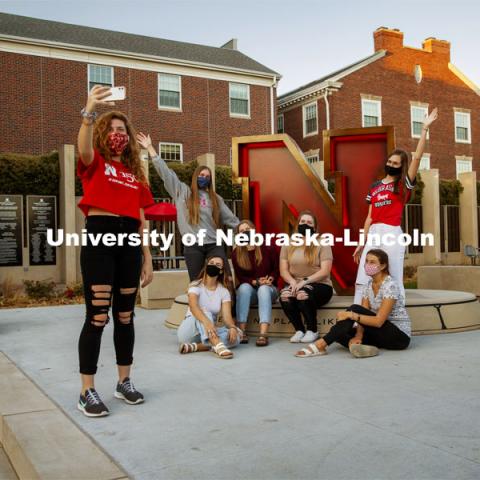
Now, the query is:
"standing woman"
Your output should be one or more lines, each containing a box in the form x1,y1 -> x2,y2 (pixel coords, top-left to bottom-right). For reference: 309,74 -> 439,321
232,220 -> 279,346
76,86 -> 155,417
353,108 -> 438,304
279,211 -> 334,344
136,133 -> 240,281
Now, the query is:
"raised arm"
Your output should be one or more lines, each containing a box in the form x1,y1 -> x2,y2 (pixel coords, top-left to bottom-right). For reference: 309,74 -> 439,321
409,107 -> 438,180
77,85 -> 115,165
137,132 -> 188,199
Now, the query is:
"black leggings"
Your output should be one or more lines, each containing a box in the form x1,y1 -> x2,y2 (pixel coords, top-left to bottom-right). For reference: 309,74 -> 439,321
79,215 -> 142,375
280,283 -> 333,333
323,304 -> 410,350
183,243 -> 230,281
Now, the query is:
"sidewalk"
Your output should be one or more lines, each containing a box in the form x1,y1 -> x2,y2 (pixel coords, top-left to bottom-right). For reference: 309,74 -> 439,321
0,304 -> 479,480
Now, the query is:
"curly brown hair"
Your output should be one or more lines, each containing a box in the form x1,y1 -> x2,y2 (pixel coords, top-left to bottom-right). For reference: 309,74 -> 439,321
93,111 -> 149,186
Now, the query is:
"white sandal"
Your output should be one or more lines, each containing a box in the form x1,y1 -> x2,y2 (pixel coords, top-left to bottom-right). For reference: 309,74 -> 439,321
179,343 -> 198,354
295,343 -> 327,358
211,342 -> 233,359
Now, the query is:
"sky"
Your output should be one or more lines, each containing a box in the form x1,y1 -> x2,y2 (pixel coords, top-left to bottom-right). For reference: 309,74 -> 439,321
1,0 -> 479,95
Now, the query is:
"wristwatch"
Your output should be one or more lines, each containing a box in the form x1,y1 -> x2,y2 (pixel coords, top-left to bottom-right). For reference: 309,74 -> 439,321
81,107 -> 97,121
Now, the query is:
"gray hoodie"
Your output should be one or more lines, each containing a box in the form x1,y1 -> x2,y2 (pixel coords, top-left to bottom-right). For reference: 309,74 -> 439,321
151,155 -> 240,243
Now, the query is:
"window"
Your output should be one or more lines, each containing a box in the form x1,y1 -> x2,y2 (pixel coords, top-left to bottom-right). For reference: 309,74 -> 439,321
88,64 -> 113,91
277,114 -> 284,133
411,105 -> 429,138
229,83 -> 250,117
361,99 -> 381,127
302,102 -> 318,137
158,74 -> 181,110
454,111 -> 471,143
305,153 -> 320,165
159,143 -> 183,162
456,157 -> 472,179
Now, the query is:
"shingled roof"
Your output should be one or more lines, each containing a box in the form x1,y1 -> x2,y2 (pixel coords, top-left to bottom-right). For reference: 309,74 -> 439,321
0,13 -> 280,77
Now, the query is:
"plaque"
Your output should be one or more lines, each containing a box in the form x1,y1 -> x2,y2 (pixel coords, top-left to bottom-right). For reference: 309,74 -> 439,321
0,195 -> 23,267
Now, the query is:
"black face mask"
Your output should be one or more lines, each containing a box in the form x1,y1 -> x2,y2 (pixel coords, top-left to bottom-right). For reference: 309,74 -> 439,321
385,164 -> 402,177
206,264 -> 222,277
298,223 -> 314,236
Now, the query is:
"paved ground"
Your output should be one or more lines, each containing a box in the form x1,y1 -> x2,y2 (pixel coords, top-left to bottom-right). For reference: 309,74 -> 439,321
0,305 -> 479,480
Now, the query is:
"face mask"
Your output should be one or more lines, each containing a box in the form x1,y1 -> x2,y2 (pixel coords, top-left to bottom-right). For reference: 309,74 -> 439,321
365,263 -> 382,277
197,176 -> 211,189
108,132 -> 129,155
206,264 -> 221,277
298,223 -> 314,236
385,164 -> 402,177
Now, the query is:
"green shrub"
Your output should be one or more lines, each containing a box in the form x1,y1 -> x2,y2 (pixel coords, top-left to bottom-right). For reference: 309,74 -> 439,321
23,279 -> 57,300
439,179 -> 464,205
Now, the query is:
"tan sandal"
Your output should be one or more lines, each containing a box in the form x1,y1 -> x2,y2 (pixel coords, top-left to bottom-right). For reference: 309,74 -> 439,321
179,343 -> 198,354
211,342 -> 233,359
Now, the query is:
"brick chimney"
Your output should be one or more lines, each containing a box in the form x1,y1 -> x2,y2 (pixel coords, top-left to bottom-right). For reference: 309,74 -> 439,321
374,27 -> 404,52
422,37 -> 450,61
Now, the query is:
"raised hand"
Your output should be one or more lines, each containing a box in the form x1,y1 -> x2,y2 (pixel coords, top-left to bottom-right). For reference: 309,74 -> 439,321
424,107 -> 438,129
85,85 -> 116,112
136,132 -> 153,150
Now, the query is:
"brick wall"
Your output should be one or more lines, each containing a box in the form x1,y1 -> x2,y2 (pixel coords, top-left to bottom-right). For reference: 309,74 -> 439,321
0,51 -> 273,164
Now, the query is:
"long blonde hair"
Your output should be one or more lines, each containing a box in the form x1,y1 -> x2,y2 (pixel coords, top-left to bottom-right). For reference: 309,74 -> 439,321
187,165 -> 220,226
287,210 -> 321,266
233,220 -> 263,270
93,111 -> 148,186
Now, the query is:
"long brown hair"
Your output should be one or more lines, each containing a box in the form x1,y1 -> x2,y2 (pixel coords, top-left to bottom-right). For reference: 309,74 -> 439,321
187,165 -> 220,226
387,149 -> 409,200
190,255 -> 232,292
233,220 -> 263,270
93,111 -> 148,186
366,248 -> 390,275
287,210 -> 321,266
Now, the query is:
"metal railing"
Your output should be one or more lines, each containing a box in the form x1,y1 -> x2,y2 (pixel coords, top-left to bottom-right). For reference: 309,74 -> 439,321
402,204 -> 423,254
440,205 -> 460,253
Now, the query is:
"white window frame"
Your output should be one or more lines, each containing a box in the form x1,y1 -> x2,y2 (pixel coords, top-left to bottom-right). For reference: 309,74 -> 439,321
158,73 -> 182,111
159,142 -> 183,163
361,98 -> 382,127
229,82 -> 250,118
455,156 -> 472,179
454,110 -> 471,144
87,64 -> 114,92
277,113 -> 284,133
305,153 -> 320,164
412,152 -> 431,170
410,104 -> 429,139
302,101 -> 318,137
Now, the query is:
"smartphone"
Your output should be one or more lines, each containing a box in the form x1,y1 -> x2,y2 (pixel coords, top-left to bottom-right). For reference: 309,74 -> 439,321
104,86 -> 126,101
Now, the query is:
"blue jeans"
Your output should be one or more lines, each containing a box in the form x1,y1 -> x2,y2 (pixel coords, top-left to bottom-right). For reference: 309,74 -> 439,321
235,283 -> 279,324
177,311 -> 241,348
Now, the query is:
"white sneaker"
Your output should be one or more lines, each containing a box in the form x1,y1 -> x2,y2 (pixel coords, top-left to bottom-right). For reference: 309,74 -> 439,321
301,330 -> 319,343
290,330 -> 305,343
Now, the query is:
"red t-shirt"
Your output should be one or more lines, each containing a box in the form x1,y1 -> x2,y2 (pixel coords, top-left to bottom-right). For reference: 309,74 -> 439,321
77,149 -> 155,220
366,176 -> 416,226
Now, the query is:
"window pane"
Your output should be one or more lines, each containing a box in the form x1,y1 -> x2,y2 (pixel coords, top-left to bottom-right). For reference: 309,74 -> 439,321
230,83 -> 249,115
159,74 -> 180,92
364,115 -> 378,127
456,127 -> 468,141
88,65 -> 113,89
230,98 -> 249,115
159,74 -> 181,108
159,91 -> 180,108
412,121 -> 423,136
277,115 -> 284,133
412,107 -> 427,122
363,101 -> 379,117
455,113 -> 468,128
160,144 -> 182,162
230,83 -> 248,100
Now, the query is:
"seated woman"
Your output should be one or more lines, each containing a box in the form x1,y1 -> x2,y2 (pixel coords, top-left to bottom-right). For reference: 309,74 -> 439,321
232,220 -> 279,347
279,210 -> 334,344
295,248 -> 411,358
177,256 -> 242,359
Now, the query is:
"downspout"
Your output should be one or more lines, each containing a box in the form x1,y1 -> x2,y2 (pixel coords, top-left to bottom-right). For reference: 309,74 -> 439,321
323,89 -> 330,130
270,76 -> 277,134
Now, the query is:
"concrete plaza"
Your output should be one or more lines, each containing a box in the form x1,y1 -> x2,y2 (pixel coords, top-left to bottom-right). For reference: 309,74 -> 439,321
0,304 -> 479,479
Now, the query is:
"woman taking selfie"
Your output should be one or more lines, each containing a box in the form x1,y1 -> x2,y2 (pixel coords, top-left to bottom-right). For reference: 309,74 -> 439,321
76,85 -> 154,417
295,249 -> 411,358
279,211 -> 333,344
232,220 -> 279,346
177,256 -> 241,359
136,133 -> 239,281
353,108 -> 438,303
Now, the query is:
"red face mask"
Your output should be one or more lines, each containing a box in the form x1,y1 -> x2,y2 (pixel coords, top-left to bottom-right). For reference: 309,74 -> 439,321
108,132 -> 129,155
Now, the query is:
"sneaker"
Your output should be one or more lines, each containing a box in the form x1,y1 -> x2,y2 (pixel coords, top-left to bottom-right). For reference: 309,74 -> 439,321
301,330 -> 319,343
114,377 -> 145,405
290,330 -> 305,343
349,344 -> 379,358
77,388 -> 109,417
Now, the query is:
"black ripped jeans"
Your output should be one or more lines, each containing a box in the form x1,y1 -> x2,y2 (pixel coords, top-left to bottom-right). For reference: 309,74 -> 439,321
79,215 -> 143,375
280,283 -> 333,333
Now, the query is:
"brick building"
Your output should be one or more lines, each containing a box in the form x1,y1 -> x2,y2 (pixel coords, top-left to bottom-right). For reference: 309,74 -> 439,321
0,13 -> 279,164
278,27 -> 480,179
